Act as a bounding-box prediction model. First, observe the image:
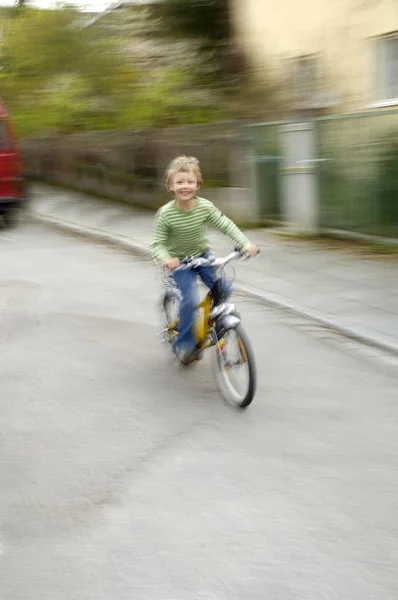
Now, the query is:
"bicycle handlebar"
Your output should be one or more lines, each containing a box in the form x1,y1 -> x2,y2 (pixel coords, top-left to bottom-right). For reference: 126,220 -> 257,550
173,247 -> 260,273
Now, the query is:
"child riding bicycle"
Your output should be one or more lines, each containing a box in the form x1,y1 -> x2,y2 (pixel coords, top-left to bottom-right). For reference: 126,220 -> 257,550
151,155 -> 257,364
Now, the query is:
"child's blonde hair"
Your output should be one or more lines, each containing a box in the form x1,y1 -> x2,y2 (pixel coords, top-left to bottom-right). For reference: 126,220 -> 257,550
164,155 -> 203,190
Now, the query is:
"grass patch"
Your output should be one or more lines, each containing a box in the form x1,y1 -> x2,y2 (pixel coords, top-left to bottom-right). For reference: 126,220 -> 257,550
366,243 -> 398,255
238,222 -> 273,230
272,229 -> 398,258
273,231 -> 319,241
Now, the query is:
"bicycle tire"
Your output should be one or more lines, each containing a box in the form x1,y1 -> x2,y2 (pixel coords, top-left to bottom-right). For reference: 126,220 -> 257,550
162,292 -> 180,342
214,324 -> 257,408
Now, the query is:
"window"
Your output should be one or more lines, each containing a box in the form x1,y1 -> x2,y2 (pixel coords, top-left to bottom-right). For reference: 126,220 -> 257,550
0,120 -> 9,152
377,33 -> 398,103
293,54 -> 319,102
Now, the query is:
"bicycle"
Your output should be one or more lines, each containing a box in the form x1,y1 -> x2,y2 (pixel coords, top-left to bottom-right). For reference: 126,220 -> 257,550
158,248 -> 258,408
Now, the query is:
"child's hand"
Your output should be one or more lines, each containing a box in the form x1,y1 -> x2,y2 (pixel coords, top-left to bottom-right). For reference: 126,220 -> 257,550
243,243 -> 258,256
164,257 -> 180,271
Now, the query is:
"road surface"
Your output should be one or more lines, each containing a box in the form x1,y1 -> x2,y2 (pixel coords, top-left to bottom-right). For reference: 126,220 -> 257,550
1,222 -> 397,600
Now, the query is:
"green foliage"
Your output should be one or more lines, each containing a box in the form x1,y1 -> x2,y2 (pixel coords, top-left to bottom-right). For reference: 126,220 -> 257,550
114,68 -> 223,129
157,0 -> 231,43
3,8 -> 87,91
0,5 -> 229,136
0,2 -> 264,137
0,7 -> 140,136
153,0 -> 247,88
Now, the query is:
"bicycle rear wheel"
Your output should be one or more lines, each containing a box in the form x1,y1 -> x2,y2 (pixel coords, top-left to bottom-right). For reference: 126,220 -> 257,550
213,325 -> 256,408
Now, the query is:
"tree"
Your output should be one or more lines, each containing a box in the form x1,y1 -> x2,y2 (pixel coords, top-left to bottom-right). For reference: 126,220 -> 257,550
158,0 -> 231,41
1,6 -> 138,135
153,0 -> 247,88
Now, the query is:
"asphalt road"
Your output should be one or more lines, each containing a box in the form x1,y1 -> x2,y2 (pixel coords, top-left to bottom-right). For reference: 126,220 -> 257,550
1,222 -> 397,600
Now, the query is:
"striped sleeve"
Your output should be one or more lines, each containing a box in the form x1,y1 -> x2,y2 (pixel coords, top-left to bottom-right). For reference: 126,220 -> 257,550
151,210 -> 171,262
207,202 -> 250,249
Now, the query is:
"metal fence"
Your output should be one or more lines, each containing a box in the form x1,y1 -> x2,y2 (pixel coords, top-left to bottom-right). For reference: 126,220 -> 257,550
22,111 -> 398,238
21,121 -> 252,214
245,121 -> 286,223
246,110 -> 398,238
316,110 -> 398,238
22,121 -> 245,191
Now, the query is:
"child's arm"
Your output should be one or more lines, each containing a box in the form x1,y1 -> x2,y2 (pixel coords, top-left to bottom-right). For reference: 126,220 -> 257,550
151,212 -> 171,263
207,203 -> 252,251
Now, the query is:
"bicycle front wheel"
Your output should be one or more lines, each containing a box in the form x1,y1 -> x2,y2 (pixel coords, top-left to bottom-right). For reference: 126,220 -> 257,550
213,325 -> 257,408
162,291 -> 180,342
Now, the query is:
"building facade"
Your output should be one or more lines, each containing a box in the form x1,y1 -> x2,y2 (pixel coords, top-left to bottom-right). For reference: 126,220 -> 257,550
231,0 -> 398,114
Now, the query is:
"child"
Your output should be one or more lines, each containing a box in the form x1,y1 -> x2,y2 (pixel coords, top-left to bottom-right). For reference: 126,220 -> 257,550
151,155 -> 257,363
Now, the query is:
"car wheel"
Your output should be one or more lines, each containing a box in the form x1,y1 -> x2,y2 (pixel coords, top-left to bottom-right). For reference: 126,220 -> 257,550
3,208 -> 19,228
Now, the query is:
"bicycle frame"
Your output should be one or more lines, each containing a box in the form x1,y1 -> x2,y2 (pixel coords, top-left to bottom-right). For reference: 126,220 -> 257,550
166,285 -> 214,350
193,289 -> 213,348
158,249 -> 258,407
159,249 -> 252,352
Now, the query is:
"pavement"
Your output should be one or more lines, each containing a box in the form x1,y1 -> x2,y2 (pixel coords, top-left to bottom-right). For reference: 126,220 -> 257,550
29,183 -> 398,356
1,222 -> 398,599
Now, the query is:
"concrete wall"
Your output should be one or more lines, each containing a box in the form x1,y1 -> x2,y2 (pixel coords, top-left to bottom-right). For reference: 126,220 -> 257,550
231,0 -> 398,113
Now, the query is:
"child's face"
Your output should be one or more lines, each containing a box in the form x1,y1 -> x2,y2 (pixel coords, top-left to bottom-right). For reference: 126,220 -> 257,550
169,170 -> 199,203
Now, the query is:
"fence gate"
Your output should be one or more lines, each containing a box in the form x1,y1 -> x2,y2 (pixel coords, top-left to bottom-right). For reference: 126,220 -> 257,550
247,122 -> 284,222
280,122 -> 319,234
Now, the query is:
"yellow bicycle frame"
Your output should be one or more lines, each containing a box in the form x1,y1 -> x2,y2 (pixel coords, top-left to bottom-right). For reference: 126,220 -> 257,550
193,291 -> 212,348
167,289 -> 213,350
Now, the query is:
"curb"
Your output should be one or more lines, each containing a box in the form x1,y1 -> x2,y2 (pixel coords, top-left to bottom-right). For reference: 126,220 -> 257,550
30,210 -> 398,359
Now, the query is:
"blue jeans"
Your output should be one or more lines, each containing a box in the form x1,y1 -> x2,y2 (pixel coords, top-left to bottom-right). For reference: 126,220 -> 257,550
172,251 -> 231,354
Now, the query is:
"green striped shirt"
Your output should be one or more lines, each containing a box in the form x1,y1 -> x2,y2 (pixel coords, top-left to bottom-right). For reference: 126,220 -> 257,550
151,197 -> 250,262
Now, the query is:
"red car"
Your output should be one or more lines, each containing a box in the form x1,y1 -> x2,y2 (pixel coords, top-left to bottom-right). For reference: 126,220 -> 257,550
0,99 -> 25,227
